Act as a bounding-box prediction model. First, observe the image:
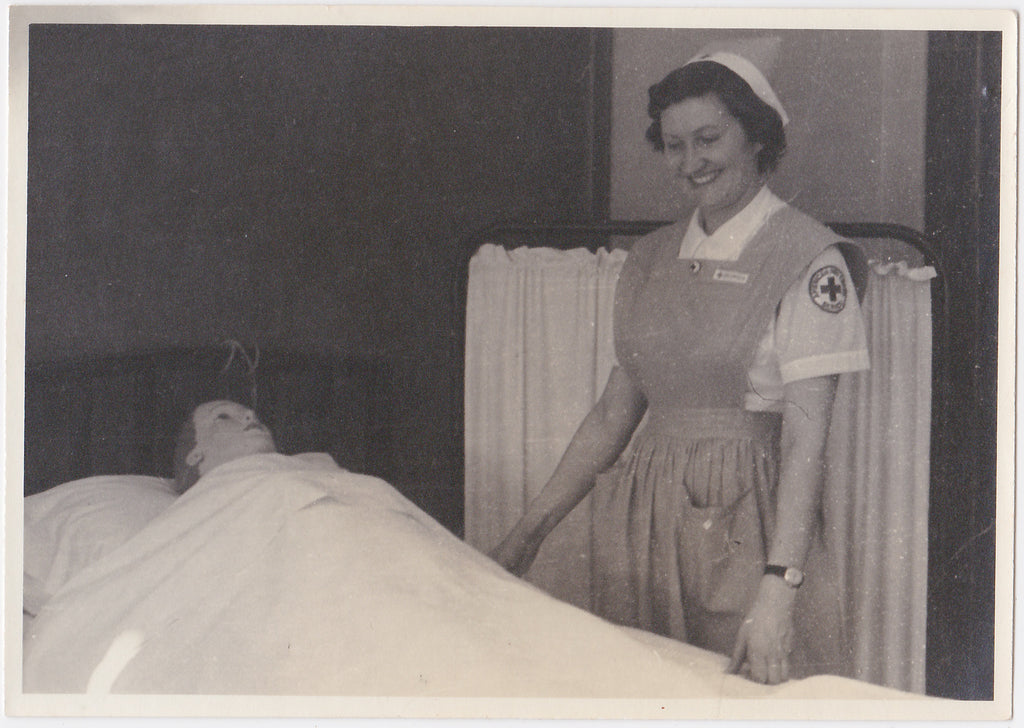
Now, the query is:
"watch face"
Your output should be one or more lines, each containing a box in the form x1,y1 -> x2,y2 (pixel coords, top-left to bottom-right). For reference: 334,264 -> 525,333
784,568 -> 804,587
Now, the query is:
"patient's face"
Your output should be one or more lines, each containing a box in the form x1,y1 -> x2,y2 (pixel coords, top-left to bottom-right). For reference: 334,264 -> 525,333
187,400 -> 277,476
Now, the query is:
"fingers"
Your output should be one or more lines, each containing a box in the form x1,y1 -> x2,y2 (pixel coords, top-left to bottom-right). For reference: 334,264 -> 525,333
726,621 -> 751,674
746,654 -> 789,685
748,651 -> 769,684
730,624 -> 791,684
726,643 -> 745,674
765,656 -> 788,685
729,615 -> 796,685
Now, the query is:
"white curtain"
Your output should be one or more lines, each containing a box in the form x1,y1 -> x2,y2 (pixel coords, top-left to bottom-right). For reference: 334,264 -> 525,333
825,260 -> 935,693
464,244 -> 624,609
464,246 -> 934,693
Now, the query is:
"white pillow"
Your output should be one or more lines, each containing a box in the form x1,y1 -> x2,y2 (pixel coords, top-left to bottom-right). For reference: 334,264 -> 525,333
24,475 -> 177,611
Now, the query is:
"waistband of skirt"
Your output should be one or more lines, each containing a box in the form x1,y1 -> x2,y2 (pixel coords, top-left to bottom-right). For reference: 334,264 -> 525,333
644,408 -> 782,441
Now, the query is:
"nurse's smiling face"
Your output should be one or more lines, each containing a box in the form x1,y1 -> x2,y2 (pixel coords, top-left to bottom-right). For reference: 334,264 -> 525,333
660,93 -> 765,235
186,400 -> 277,476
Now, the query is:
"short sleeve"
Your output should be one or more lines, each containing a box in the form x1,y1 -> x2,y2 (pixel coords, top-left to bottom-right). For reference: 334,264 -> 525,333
774,244 -> 870,384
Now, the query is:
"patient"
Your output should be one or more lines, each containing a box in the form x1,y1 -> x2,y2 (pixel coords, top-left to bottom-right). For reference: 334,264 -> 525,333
171,400 -> 278,494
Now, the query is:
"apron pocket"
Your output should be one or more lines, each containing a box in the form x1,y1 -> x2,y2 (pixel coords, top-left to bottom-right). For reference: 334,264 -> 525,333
676,489 -> 765,615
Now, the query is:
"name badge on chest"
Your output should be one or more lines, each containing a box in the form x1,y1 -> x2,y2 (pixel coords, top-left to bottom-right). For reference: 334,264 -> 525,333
712,268 -> 750,285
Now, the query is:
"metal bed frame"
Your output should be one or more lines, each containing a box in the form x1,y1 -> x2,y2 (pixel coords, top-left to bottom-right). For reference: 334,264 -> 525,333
454,219 -> 949,414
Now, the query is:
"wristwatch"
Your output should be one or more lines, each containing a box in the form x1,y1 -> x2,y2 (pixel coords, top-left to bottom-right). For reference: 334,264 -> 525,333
764,564 -> 804,588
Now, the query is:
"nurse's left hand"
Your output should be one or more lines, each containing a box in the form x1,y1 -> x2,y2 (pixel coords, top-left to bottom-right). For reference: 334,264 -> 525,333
726,577 -> 797,685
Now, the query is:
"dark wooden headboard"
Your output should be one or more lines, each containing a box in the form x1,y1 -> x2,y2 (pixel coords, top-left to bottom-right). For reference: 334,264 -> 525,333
22,346 -> 391,495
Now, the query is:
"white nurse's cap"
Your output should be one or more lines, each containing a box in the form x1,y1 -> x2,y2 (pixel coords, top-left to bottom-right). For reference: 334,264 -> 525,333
684,36 -> 789,127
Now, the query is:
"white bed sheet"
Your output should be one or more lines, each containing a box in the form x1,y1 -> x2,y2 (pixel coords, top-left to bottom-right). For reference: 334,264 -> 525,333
23,453 -> 921,701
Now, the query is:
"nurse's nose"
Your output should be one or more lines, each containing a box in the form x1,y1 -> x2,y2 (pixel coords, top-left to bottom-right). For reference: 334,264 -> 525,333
680,148 -> 707,177
668,146 -> 698,178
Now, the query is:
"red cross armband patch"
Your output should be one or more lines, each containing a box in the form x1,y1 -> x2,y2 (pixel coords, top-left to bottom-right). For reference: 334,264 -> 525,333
808,265 -> 848,313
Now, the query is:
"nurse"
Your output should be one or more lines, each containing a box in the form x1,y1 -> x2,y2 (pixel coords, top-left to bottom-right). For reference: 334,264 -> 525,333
491,37 -> 869,684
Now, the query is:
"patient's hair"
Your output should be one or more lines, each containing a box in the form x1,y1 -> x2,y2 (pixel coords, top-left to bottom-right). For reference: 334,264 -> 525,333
171,412 -> 201,495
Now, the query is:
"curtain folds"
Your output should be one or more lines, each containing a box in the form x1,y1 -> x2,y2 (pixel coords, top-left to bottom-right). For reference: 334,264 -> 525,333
825,260 -> 935,693
464,244 -> 624,609
464,245 -> 934,692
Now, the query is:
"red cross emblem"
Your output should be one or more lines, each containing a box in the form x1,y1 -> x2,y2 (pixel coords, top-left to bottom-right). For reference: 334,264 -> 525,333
808,265 -> 847,313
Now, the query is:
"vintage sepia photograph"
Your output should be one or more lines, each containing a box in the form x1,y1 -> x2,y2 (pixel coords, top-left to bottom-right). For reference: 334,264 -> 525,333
6,5 -> 1016,720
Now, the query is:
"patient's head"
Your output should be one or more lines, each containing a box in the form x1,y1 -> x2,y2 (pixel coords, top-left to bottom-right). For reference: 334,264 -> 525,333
172,400 -> 277,494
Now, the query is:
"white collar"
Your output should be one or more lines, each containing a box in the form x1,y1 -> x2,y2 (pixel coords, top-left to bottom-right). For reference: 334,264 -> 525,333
678,186 -> 786,261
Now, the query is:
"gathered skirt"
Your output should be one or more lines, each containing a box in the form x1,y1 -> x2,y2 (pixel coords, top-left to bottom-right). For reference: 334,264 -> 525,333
589,408 -> 852,677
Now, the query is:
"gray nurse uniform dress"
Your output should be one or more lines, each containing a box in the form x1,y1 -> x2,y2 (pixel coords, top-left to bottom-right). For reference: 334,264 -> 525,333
591,201 -> 865,678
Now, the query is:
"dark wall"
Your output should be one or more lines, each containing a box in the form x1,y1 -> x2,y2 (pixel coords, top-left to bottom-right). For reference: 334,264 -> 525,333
924,31 -> 1001,701
26,24 -> 603,534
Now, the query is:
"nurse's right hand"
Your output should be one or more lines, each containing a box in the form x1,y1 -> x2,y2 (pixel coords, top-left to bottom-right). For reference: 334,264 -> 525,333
489,529 -> 540,577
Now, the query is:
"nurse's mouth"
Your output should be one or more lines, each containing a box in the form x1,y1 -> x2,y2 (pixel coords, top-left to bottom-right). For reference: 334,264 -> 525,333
688,169 -> 721,187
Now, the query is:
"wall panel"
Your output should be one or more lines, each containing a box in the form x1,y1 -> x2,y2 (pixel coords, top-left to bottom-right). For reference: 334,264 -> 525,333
26,24 -> 602,533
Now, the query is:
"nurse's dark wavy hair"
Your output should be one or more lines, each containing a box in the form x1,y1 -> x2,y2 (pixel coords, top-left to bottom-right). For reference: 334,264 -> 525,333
645,61 -> 787,175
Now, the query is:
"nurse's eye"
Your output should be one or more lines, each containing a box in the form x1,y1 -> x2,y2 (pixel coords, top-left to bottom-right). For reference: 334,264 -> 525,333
696,134 -> 719,147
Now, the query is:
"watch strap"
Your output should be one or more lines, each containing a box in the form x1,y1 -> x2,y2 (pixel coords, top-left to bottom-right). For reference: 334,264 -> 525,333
764,563 -> 804,588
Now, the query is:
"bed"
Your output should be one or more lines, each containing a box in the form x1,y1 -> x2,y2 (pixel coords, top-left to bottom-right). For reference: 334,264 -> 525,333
15,325 -> 941,716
